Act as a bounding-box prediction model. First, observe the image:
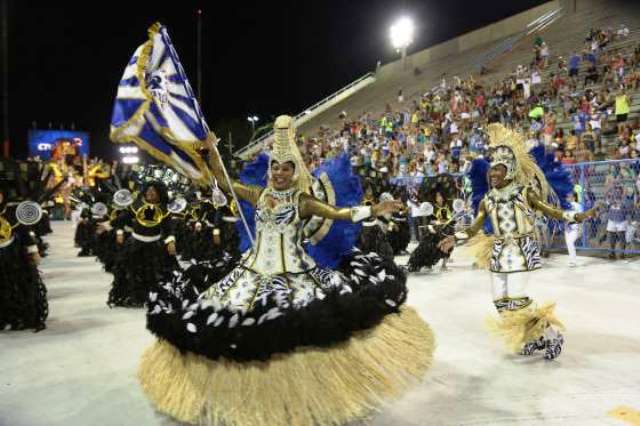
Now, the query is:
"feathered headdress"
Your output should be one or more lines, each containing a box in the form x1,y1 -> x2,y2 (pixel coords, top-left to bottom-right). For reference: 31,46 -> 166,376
486,123 -> 550,202
270,115 -> 313,193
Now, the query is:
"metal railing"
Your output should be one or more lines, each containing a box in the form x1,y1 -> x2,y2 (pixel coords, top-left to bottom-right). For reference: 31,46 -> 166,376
549,158 -> 640,255
477,7 -> 564,73
234,72 -> 376,159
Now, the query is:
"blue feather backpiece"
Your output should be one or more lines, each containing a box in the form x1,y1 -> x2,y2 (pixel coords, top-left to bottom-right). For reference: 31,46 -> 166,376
468,158 -> 490,213
306,154 -> 363,268
467,158 -> 493,234
529,145 -> 573,209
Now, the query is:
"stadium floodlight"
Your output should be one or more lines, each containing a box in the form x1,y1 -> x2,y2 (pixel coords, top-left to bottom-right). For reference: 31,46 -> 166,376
390,17 -> 414,51
390,16 -> 414,69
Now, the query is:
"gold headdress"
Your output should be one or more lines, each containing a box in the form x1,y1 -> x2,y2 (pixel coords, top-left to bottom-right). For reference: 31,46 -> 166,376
486,123 -> 550,202
270,115 -> 313,193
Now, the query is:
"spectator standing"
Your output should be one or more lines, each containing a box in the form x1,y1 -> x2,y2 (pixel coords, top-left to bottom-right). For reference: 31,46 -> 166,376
581,123 -> 598,154
569,52 -> 581,80
605,186 -> 631,260
615,87 -> 631,132
540,42 -> 550,68
564,192 -> 583,267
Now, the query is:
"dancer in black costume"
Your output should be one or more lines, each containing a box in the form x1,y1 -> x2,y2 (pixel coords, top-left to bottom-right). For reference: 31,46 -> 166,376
94,169 -> 136,272
75,206 -> 96,256
107,180 -> 179,307
0,182 -> 48,331
96,203 -> 130,273
382,189 -> 411,255
407,176 -> 458,272
356,182 -> 395,262
178,197 -> 240,293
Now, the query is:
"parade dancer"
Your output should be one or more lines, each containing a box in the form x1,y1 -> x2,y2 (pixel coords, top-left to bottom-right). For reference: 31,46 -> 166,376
138,116 -> 434,426
440,124 -> 596,360
106,180 -> 178,307
356,184 -> 395,262
0,184 -> 48,332
407,175 -> 456,272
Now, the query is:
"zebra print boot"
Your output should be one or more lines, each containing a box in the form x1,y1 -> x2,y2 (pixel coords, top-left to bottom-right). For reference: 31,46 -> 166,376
544,333 -> 564,360
520,337 -> 545,356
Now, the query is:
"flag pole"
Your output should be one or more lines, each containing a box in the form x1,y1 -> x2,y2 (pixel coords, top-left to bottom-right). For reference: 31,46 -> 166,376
208,134 -> 255,249
196,9 -> 203,105
2,0 -> 10,158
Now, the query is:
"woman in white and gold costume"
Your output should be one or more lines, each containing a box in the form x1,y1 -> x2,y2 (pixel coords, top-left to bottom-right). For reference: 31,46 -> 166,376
440,123 -> 596,360
138,116 -> 434,426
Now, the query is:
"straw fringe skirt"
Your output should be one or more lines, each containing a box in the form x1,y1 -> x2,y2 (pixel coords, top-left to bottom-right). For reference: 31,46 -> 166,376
139,306 -> 434,426
486,302 -> 564,353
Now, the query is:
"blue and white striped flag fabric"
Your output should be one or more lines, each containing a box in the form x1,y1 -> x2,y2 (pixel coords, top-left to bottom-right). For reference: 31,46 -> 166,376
111,23 -> 210,183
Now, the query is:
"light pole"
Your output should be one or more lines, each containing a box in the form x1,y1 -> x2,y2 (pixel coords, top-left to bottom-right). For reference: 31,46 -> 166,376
196,9 -> 203,104
247,115 -> 259,139
390,16 -> 414,69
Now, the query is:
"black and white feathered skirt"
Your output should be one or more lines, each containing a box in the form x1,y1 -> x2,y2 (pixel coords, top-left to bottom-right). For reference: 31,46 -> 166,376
139,250 -> 434,425
107,237 -> 178,308
0,237 -> 48,331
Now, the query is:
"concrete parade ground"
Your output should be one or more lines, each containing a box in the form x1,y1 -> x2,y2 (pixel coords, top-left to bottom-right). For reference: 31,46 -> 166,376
1,222 -> 639,426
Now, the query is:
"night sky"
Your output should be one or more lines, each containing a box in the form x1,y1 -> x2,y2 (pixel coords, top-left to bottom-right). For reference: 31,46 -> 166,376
4,0 -> 546,160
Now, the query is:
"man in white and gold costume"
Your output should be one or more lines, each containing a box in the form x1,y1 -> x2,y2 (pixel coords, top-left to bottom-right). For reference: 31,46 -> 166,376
441,123 -> 596,360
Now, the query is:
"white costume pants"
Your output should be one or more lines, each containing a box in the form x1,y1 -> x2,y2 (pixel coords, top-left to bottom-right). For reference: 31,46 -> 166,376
490,272 -> 559,341
490,272 -> 529,301
564,225 -> 579,263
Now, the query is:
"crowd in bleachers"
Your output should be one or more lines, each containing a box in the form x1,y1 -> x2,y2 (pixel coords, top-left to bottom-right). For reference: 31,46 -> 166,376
291,25 -> 640,180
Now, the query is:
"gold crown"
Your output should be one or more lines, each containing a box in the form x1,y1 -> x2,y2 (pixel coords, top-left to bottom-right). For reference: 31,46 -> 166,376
269,115 -> 313,193
271,115 -> 297,164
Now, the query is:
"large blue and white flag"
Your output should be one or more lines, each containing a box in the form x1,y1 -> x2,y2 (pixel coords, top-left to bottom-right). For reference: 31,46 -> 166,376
111,23 -> 210,183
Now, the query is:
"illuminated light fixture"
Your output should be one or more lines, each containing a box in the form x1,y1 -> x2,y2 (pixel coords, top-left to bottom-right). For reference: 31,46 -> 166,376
119,146 -> 139,154
122,155 -> 140,164
390,16 -> 414,51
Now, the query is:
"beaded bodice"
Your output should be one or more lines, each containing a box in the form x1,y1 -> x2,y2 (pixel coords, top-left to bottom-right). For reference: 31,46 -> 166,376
484,183 -> 535,237
242,188 -> 315,275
